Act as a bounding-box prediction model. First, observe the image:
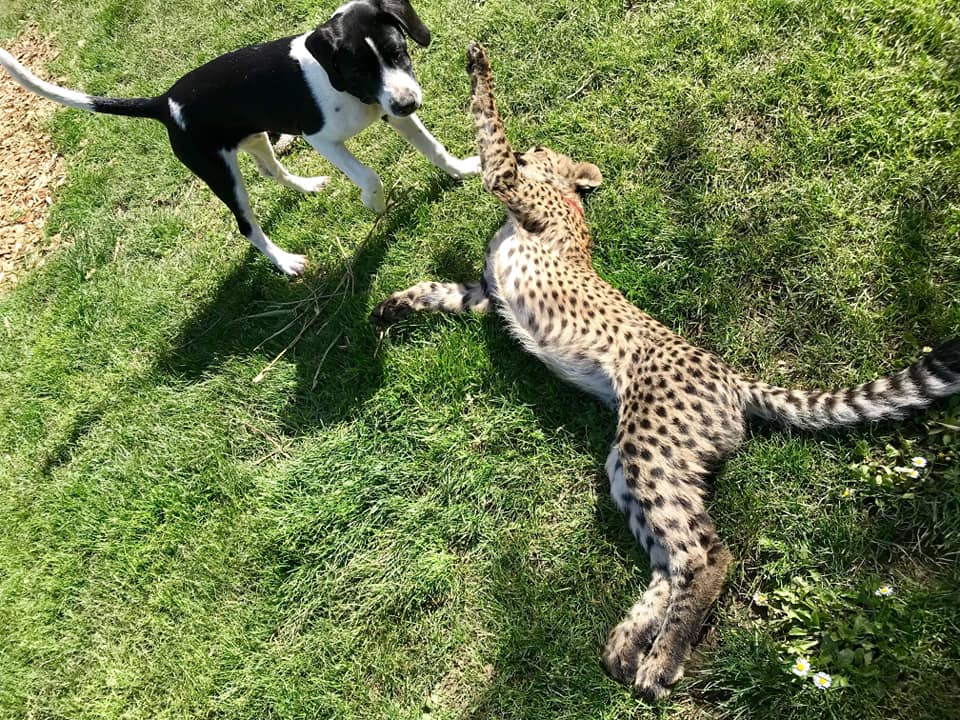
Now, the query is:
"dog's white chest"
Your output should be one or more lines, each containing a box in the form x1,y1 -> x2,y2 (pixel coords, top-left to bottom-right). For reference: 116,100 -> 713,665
289,34 -> 382,142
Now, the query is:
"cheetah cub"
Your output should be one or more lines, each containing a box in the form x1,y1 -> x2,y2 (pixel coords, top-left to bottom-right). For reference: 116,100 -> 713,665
371,43 -> 960,700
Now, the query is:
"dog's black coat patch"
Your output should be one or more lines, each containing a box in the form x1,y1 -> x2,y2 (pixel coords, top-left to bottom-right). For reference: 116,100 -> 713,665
165,36 -> 329,144
90,96 -> 164,119
92,2 -> 429,145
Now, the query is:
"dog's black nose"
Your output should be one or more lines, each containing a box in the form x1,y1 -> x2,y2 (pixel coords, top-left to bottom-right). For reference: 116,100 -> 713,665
390,99 -> 418,117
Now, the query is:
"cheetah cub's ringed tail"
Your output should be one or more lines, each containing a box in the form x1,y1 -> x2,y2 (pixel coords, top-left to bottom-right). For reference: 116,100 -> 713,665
371,43 -> 960,700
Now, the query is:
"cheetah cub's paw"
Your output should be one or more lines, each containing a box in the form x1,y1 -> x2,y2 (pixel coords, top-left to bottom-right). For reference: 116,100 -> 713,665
466,42 -> 490,76
370,295 -> 413,327
603,614 -> 662,686
633,653 -> 684,702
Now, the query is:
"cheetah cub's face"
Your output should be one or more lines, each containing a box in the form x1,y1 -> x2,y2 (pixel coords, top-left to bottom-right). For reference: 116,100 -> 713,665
515,145 -> 604,196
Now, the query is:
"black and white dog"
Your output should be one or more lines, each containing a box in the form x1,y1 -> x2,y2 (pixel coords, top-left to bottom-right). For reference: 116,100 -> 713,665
0,0 -> 479,276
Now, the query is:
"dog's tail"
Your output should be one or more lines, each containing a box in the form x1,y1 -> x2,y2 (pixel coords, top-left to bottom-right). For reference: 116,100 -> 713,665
0,48 -> 164,119
743,339 -> 960,430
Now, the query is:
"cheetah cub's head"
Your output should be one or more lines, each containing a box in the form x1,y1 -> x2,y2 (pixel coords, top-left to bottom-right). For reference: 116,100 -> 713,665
515,146 -> 603,197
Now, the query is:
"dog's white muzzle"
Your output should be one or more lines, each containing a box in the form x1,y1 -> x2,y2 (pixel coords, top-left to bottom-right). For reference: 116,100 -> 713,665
365,37 -> 423,117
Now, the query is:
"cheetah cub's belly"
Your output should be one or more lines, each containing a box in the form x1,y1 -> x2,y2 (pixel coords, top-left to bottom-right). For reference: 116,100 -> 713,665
487,221 -> 617,407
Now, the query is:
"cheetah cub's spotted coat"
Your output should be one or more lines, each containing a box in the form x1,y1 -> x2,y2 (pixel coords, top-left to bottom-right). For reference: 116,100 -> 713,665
372,44 -> 960,700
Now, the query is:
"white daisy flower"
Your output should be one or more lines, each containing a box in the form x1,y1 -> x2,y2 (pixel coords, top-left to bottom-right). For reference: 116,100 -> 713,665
922,346 -> 933,354
791,657 -> 811,677
875,585 -> 894,597
842,488 -> 853,498
894,467 -> 920,479
911,457 -> 928,469
812,672 -> 832,690
752,591 -> 768,607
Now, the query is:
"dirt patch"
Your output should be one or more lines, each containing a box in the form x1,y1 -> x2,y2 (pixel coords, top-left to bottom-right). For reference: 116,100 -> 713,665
0,26 -> 69,289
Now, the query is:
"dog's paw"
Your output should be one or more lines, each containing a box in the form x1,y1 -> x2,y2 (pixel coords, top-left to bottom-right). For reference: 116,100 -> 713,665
273,251 -> 308,278
446,155 -> 481,179
300,175 -> 331,193
604,615 -> 661,686
370,296 -> 413,327
362,187 -> 387,214
466,43 -> 490,76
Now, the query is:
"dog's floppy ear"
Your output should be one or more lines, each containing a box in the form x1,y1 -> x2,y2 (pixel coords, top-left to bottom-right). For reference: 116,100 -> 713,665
574,162 -> 603,192
306,26 -> 346,87
381,0 -> 431,47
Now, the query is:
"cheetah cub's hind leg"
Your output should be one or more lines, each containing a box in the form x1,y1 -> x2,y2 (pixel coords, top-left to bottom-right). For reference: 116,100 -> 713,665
603,447 -> 672,684
606,378 -> 741,700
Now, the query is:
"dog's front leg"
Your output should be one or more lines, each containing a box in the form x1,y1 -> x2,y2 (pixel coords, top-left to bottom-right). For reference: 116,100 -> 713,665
304,137 -> 386,213
385,115 -> 481,179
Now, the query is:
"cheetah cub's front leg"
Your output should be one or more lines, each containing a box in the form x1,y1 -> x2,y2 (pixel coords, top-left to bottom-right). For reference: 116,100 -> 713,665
371,281 -> 490,325
372,44 -> 520,327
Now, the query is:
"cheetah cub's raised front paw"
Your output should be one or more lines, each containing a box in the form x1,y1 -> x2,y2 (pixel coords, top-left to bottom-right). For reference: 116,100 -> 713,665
466,42 -> 491,77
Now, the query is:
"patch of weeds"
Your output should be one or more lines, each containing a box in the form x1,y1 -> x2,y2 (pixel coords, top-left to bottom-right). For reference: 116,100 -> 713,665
844,397 -> 960,513
723,397 -> 960,714
755,572 -> 905,691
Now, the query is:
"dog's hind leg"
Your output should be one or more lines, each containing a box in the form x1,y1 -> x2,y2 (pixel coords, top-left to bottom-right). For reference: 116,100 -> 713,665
239,133 -> 331,193
169,133 -> 308,277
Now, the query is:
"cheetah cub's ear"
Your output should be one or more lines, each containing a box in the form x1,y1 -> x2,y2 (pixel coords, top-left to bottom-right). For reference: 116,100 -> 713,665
574,162 -> 603,192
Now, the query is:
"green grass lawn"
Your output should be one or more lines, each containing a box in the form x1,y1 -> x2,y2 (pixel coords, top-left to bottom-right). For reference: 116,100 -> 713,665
1,0 -> 959,717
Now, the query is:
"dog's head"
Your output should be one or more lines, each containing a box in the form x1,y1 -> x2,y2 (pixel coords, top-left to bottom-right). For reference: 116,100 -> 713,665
515,146 -> 603,197
312,0 -> 431,117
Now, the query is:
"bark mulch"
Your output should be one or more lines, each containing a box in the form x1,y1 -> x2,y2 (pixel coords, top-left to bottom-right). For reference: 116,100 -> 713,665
0,27 -> 69,289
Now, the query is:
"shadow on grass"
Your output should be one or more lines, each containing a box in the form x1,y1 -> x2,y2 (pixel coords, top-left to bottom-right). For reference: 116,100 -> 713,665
883,186 -> 960,343
38,406 -> 106,476
152,173 -> 463,432
375,310 -> 659,716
